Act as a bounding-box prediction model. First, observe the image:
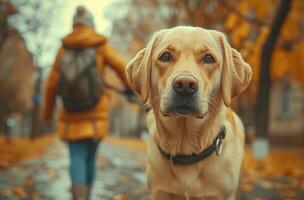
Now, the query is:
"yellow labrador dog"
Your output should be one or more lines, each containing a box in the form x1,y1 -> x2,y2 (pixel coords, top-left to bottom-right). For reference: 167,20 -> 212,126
126,26 -> 252,200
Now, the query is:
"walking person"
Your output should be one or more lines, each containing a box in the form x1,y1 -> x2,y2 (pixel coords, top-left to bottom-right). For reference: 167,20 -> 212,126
43,6 -> 131,200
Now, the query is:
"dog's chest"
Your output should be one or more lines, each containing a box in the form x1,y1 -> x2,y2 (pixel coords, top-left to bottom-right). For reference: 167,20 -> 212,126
173,166 -> 199,188
168,157 -> 236,197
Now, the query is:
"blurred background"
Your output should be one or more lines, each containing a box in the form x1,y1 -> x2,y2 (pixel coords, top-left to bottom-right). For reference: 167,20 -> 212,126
0,0 -> 303,199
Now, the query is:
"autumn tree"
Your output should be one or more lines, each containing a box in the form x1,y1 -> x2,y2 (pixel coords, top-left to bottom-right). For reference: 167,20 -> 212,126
0,0 -> 59,137
255,0 -> 291,138
223,0 -> 303,137
0,1 -> 34,124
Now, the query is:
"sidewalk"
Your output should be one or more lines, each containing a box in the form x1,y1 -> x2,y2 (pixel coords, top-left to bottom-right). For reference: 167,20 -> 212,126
0,138 -> 148,200
0,137 -> 303,200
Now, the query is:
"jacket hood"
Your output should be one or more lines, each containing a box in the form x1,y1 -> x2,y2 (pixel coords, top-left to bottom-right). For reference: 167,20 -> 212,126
62,25 -> 106,48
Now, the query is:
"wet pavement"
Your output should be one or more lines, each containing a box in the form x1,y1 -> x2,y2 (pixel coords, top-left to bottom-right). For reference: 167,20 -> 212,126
0,139 -> 303,200
0,140 -> 148,200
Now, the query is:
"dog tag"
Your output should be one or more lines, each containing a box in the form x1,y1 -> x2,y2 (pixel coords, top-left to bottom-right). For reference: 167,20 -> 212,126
215,138 -> 223,156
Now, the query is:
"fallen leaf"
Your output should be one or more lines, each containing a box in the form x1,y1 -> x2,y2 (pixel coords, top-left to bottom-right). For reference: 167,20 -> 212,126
280,190 -> 296,198
135,186 -> 147,193
24,178 -> 33,186
47,170 -> 58,180
11,187 -> 27,199
0,135 -> 55,166
241,182 -> 254,192
253,198 -> 264,200
0,160 -> 10,169
113,194 -> 127,200
120,175 -> 130,182
33,191 -> 44,198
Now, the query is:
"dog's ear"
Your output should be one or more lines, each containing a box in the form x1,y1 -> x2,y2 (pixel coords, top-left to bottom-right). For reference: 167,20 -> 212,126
126,30 -> 165,103
219,33 -> 252,106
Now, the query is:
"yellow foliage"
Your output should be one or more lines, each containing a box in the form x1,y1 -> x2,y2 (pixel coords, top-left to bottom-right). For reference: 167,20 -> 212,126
289,43 -> 304,87
230,21 -> 250,48
271,49 -> 290,80
225,0 -> 303,87
248,0 -> 276,19
236,0 -> 249,14
271,42 -> 304,87
281,0 -> 304,40
0,135 -> 55,168
225,13 -> 238,30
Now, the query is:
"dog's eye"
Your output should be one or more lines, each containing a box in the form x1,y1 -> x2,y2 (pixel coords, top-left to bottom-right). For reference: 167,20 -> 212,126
203,54 -> 216,64
159,52 -> 172,62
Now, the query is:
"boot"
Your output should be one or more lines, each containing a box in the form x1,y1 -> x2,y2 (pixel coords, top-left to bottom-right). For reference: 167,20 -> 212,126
71,184 -> 88,200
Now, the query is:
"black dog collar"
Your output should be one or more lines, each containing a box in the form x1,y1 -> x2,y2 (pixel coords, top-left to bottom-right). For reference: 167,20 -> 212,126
156,127 -> 226,165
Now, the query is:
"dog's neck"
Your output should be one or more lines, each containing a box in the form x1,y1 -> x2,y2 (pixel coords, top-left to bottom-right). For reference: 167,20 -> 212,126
153,105 -> 226,156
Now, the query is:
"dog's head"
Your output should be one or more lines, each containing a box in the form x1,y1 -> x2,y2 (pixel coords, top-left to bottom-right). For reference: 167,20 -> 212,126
126,26 -> 252,119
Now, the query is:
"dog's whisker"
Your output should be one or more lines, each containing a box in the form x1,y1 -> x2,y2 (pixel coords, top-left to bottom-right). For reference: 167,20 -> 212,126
197,98 -> 216,112
207,97 -> 218,114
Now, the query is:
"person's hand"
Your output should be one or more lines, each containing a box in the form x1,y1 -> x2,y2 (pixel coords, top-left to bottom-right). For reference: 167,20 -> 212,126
123,89 -> 134,96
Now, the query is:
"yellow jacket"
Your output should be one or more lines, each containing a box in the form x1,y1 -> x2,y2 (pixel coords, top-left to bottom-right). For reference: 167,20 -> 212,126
43,25 -> 128,141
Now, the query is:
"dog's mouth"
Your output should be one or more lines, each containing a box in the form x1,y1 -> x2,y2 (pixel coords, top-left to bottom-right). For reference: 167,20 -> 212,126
174,105 -> 194,115
161,104 -> 206,119
160,93 -> 207,119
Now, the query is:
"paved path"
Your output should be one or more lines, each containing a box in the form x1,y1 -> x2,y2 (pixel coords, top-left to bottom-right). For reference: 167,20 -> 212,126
0,140 -> 148,200
0,139 -> 303,200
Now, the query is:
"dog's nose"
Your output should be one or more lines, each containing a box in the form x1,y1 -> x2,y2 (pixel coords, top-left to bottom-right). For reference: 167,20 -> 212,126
172,74 -> 198,95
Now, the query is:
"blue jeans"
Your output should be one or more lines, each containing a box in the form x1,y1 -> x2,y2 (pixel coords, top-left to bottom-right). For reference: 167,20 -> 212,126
68,139 -> 99,186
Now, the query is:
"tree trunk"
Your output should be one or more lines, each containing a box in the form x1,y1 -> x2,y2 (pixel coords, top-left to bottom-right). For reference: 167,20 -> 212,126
255,0 -> 291,137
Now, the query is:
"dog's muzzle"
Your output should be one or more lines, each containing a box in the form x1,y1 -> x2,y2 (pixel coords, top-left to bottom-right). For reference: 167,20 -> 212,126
163,74 -> 203,116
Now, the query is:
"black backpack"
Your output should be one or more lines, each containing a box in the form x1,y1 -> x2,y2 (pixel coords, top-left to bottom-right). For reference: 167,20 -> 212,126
57,47 -> 103,112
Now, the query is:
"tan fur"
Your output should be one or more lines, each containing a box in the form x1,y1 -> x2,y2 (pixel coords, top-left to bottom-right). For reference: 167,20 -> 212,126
126,26 -> 252,200
226,108 -> 237,134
